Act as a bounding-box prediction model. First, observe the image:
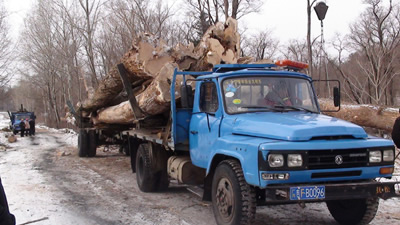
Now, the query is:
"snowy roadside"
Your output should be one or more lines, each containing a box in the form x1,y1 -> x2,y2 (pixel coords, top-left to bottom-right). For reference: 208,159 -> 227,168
0,112 -> 88,225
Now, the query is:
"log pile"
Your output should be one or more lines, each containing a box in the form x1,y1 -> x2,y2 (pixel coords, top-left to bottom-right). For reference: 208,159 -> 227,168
78,17 -> 243,125
320,99 -> 399,132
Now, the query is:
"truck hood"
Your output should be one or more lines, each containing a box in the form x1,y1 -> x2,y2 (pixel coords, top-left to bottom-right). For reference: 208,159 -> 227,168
231,112 -> 367,141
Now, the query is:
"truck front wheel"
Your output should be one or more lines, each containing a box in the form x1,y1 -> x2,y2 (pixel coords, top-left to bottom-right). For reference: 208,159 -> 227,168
212,159 -> 256,225
87,130 -> 97,157
326,197 -> 379,225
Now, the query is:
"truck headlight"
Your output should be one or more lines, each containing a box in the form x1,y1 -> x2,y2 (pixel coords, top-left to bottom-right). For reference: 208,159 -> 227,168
288,154 -> 303,167
383,150 -> 394,162
268,154 -> 284,167
369,150 -> 382,163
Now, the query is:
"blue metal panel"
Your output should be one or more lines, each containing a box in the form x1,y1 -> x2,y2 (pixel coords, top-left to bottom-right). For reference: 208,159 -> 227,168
189,78 -> 223,167
176,109 -> 192,145
200,135 -> 266,186
258,166 -> 394,188
198,70 -> 312,80
229,112 -> 368,141
258,137 -> 393,151
213,64 -> 277,72
171,69 -> 213,146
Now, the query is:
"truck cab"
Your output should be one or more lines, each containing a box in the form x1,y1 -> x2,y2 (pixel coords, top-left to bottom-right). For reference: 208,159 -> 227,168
171,62 -> 400,225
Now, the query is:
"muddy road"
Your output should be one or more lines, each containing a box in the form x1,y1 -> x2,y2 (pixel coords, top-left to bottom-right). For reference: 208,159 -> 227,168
1,127 -> 400,225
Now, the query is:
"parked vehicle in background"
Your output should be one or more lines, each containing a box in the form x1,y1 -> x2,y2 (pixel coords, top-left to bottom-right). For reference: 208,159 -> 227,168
8,105 -> 36,136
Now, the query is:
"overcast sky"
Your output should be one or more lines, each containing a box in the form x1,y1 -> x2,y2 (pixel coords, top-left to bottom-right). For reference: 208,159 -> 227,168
3,0 -> 369,44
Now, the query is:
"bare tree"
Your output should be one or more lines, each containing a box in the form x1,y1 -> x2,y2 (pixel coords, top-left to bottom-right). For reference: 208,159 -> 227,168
77,0 -> 103,88
185,0 -> 263,40
242,30 -> 279,60
0,0 -> 13,88
347,0 -> 400,105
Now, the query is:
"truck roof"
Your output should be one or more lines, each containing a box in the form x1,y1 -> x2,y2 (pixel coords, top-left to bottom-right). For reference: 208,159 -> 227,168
196,64 -> 311,80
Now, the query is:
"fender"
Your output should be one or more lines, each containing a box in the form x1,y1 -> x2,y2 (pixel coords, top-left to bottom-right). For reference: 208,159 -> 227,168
206,148 -> 260,187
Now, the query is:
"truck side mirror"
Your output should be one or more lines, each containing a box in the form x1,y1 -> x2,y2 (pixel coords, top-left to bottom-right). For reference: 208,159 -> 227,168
333,87 -> 340,107
180,84 -> 193,108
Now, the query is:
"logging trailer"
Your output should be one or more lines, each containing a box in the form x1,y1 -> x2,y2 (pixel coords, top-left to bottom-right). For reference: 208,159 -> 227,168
76,61 -> 400,225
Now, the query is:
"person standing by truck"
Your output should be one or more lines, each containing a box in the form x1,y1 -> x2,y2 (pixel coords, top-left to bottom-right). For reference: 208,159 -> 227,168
24,119 -> 30,137
19,119 -> 25,137
28,119 -> 34,136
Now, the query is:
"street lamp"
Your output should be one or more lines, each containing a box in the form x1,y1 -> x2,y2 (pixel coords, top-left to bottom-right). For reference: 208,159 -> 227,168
314,2 -> 330,97
314,2 -> 328,21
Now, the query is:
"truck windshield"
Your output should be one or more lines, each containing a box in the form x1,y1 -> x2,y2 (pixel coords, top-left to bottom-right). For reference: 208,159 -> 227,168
222,76 -> 318,114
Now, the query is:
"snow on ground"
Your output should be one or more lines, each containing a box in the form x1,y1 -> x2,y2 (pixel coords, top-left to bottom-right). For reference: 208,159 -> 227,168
0,112 -> 83,225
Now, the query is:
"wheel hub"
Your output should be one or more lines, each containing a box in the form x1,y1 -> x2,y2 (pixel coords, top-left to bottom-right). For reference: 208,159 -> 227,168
215,178 -> 234,221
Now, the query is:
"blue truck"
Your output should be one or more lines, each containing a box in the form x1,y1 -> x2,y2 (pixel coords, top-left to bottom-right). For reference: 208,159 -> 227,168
8,105 -> 36,136
78,61 -> 400,225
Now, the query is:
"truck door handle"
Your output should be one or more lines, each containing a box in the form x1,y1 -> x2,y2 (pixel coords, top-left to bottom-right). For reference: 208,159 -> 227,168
190,130 -> 198,134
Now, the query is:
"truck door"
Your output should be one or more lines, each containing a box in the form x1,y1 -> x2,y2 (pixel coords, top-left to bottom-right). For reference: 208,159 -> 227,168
190,80 -> 221,168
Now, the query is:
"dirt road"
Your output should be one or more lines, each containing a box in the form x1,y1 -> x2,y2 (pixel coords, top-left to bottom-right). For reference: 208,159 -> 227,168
1,125 -> 400,224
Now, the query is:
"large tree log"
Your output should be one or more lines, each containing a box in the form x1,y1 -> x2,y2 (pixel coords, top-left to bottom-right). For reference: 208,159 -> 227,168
320,100 -> 399,132
81,17 -> 241,125
95,63 -> 195,124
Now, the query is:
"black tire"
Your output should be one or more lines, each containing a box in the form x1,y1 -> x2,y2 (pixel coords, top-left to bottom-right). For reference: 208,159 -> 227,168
212,159 -> 256,225
121,137 -> 131,156
78,129 -> 89,157
129,138 -> 141,173
326,197 -> 379,225
136,143 -> 157,192
135,143 -> 169,192
12,130 -> 17,135
87,130 -> 97,157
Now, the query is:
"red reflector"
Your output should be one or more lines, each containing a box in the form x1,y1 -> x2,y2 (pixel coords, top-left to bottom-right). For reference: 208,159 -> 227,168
275,60 -> 309,69
380,167 -> 394,175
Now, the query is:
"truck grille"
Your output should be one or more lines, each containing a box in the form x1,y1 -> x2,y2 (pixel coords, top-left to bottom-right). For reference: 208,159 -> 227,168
308,149 -> 368,170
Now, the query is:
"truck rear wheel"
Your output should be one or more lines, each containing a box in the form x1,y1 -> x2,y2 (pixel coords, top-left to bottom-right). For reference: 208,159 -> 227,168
326,197 -> 379,225
212,159 -> 256,225
136,143 -> 157,192
78,129 -> 88,157
129,138 -> 141,173
135,143 -> 169,192
87,130 -> 97,157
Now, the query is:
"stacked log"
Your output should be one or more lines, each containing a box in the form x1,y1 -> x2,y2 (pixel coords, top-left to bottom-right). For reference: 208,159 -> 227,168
79,17 -> 242,125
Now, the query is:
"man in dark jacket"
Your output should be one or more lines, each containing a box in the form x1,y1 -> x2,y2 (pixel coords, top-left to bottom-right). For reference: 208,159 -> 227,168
392,109 -> 400,149
0,178 -> 15,225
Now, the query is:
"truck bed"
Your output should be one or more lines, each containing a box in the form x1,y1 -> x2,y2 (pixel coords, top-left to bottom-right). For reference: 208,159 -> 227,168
122,127 -> 175,150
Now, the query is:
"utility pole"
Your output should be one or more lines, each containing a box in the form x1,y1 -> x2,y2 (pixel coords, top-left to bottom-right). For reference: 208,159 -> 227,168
314,1 -> 329,96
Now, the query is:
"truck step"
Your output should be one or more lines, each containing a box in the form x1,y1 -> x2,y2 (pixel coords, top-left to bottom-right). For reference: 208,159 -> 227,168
186,185 -> 204,198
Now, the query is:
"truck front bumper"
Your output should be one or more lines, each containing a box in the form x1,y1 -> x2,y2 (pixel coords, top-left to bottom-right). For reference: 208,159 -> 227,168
261,181 -> 400,205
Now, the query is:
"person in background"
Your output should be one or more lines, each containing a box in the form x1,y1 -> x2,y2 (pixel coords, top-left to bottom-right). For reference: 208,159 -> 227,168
392,108 -> 400,149
29,119 -> 34,136
0,177 -> 16,225
24,119 -> 30,137
19,119 -> 25,137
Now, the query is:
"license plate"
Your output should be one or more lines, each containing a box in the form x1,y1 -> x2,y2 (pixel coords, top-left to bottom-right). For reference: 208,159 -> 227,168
290,186 -> 325,200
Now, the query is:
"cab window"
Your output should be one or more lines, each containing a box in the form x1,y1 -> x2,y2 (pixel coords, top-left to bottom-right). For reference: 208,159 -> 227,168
200,82 -> 218,113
